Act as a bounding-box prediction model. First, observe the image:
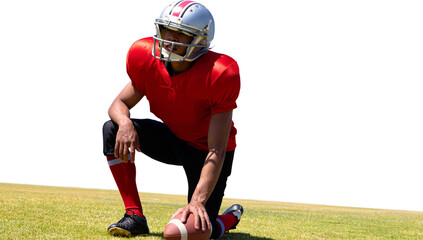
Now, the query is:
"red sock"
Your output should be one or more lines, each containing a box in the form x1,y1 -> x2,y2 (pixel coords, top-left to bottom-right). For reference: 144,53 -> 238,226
215,213 -> 238,238
107,156 -> 143,217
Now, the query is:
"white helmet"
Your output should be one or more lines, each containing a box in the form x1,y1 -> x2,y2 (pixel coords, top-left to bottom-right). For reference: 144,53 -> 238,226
152,1 -> 215,62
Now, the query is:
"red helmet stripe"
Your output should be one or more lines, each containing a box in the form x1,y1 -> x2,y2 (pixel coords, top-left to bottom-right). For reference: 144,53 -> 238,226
172,1 -> 196,17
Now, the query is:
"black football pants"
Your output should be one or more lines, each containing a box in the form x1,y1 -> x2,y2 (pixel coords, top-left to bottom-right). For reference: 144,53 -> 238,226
103,119 -> 234,238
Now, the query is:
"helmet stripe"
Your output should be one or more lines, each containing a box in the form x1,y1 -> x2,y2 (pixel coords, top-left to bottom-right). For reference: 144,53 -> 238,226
172,0 -> 196,17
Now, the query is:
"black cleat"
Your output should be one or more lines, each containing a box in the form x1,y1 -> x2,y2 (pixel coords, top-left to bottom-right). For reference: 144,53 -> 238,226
107,212 -> 150,237
222,204 -> 244,230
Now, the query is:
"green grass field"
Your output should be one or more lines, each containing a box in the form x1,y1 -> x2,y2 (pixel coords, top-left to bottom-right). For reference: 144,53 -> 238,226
0,183 -> 422,239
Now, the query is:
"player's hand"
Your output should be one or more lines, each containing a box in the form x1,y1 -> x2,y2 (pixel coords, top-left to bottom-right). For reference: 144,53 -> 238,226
114,121 -> 141,163
175,202 -> 211,232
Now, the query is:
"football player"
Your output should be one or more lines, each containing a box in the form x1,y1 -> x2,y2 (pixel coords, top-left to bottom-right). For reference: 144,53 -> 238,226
102,1 -> 243,238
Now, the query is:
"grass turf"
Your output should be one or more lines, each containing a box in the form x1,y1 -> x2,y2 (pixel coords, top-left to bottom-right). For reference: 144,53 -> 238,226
0,183 -> 422,239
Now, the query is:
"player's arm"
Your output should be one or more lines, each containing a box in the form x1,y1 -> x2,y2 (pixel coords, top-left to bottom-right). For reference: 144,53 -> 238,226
179,110 -> 233,231
108,81 -> 144,163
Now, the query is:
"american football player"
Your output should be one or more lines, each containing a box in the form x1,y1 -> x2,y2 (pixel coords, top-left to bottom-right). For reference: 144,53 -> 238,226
102,1 -> 243,238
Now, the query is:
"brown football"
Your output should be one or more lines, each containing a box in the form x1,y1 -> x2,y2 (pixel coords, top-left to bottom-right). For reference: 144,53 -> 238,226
163,212 -> 212,240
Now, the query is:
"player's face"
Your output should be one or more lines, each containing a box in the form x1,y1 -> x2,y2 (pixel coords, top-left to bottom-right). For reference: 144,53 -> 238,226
163,28 -> 194,56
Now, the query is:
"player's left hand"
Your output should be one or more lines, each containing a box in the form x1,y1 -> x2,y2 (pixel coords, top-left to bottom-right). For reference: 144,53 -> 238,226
174,201 -> 211,232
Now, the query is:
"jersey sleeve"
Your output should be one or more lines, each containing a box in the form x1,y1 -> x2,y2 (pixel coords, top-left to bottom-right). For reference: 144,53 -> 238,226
126,39 -> 150,95
210,61 -> 241,115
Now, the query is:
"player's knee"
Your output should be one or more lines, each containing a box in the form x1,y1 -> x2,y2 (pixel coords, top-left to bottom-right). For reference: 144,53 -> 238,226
103,120 -> 117,135
102,120 -> 119,146
102,120 -> 118,156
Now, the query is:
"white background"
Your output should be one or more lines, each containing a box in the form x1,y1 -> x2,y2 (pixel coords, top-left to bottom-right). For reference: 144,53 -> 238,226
1,0 -> 422,212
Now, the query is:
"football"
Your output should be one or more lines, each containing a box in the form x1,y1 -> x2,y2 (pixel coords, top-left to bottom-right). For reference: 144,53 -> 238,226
163,212 -> 212,240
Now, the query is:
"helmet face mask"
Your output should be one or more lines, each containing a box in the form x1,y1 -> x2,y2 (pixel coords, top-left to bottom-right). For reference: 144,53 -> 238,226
152,1 -> 215,62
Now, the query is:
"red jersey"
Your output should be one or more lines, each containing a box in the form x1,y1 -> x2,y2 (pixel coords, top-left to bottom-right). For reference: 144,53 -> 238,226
126,37 -> 240,151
